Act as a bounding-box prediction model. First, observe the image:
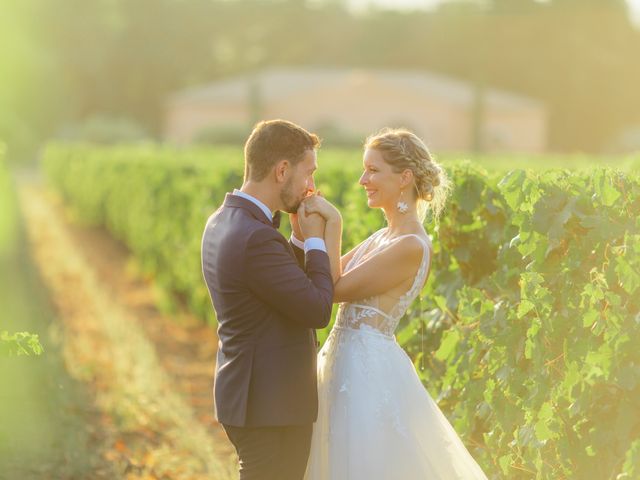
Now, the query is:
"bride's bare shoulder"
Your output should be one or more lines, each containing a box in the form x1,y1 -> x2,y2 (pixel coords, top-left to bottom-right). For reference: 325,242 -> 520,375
396,226 -> 431,246
394,234 -> 427,258
366,235 -> 424,267
392,231 -> 432,263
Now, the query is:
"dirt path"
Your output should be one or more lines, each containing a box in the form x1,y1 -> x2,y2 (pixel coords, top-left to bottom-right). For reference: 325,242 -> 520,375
16,181 -> 236,479
0,199 -> 116,479
64,197 -> 229,447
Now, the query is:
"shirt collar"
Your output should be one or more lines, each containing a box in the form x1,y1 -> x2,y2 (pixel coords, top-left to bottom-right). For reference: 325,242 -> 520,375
232,189 -> 274,223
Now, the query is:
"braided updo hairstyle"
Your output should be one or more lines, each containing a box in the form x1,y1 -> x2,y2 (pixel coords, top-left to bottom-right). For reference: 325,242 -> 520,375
364,128 -> 451,221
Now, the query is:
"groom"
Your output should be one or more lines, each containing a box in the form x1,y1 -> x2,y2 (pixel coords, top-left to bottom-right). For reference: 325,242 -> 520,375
201,119 -> 334,479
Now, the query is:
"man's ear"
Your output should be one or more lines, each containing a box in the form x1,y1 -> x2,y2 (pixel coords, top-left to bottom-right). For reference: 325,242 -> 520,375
274,159 -> 290,184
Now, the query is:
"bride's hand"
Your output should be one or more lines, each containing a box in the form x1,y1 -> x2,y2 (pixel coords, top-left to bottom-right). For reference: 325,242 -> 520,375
297,202 -> 326,239
302,193 -> 342,223
289,212 -> 303,240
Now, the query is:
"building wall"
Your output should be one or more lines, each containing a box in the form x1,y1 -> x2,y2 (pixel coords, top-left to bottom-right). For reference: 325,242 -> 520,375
263,75 -> 470,151
483,106 -> 547,153
164,102 -> 247,144
164,75 -> 546,153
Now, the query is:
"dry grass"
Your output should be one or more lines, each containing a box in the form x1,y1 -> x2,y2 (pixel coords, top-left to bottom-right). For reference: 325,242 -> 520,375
18,184 -> 237,480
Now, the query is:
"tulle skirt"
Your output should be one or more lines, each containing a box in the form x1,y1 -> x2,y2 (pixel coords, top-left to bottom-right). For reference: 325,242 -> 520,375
305,325 -> 488,480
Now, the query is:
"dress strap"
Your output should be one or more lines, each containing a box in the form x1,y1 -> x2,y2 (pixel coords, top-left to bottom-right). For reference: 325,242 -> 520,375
348,228 -> 386,269
391,233 -> 431,249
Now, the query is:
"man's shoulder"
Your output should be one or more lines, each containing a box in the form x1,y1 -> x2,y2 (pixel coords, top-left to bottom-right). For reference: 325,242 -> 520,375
206,205 -> 282,244
206,202 -> 257,229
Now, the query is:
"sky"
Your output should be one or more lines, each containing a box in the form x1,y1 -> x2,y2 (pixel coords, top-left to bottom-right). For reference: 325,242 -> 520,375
347,0 -> 640,25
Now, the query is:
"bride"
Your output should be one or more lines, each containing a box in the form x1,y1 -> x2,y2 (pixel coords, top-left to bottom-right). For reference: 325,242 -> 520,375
298,128 -> 488,479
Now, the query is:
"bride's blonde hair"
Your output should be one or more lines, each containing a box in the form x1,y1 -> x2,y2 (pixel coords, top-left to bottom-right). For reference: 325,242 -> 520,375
364,128 -> 452,222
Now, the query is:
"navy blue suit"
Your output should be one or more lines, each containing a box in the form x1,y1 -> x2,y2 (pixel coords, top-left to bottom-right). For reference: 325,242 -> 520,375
201,193 -> 333,479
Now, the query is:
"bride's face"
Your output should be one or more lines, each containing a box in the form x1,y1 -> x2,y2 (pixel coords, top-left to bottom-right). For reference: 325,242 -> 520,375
359,148 -> 401,210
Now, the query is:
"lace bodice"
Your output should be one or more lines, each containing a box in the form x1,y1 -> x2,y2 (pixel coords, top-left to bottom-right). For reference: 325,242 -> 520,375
335,228 -> 432,337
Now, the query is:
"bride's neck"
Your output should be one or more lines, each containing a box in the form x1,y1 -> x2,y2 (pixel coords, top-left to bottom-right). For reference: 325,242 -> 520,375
383,206 -> 421,237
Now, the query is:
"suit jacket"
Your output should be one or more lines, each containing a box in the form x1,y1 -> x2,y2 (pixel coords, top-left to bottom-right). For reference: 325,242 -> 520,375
201,193 -> 334,427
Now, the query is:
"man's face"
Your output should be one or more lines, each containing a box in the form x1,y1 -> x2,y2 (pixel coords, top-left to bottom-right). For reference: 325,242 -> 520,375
280,149 -> 317,213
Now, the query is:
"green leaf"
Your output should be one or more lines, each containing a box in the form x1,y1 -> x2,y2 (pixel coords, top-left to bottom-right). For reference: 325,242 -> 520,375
534,402 -> 558,441
582,310 -> 599,328
616,254 -> 640,295
517,299 -> 536,318
0,331 -> 44,356
593,169 -> 621,207
435,328 -> 460,362
498,454 -> 512,475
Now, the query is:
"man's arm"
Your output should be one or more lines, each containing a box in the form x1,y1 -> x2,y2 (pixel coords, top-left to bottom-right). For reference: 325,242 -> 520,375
289,237 -> 306,269
289,211 -> 328,270
245,228 -> 333,329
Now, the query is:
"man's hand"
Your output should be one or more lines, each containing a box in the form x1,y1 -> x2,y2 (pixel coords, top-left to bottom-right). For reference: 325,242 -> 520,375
301,194 -> 342,223
297,202 -> 326,239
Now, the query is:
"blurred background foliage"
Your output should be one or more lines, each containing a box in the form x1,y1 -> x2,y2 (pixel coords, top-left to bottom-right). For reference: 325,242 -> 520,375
2,0 -> 640,162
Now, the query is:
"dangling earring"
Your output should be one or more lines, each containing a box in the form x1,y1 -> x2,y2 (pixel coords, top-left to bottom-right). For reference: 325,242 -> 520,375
397,190 -> 409,214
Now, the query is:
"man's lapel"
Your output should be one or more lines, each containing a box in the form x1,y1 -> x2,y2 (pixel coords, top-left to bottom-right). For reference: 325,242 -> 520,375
224,193 -> 273,227
223,193 -> 296,257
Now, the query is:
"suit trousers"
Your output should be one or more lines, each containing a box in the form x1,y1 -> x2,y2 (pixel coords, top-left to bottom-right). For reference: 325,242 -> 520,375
222,423 -> 313,480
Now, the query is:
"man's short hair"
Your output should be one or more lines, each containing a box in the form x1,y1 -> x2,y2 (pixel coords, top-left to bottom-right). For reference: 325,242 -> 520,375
244,119 -> 321,181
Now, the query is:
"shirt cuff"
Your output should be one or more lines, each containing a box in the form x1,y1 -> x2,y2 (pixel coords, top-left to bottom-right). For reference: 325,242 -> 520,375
290,234 -> 327,254
304,237 -> 327,254
290,233 -> 305,250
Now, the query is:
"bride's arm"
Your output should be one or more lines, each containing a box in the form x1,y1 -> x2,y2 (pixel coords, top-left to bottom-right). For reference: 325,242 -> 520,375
300,195 -> 344,283
323,216 -> 342,284
333,236 -> 425,303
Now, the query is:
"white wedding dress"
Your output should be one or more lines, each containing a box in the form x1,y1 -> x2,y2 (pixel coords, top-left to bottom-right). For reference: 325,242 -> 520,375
305,228 -> 488,480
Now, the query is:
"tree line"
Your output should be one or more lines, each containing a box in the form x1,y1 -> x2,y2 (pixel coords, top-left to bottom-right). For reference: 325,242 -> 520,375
2,0 -> 640,160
